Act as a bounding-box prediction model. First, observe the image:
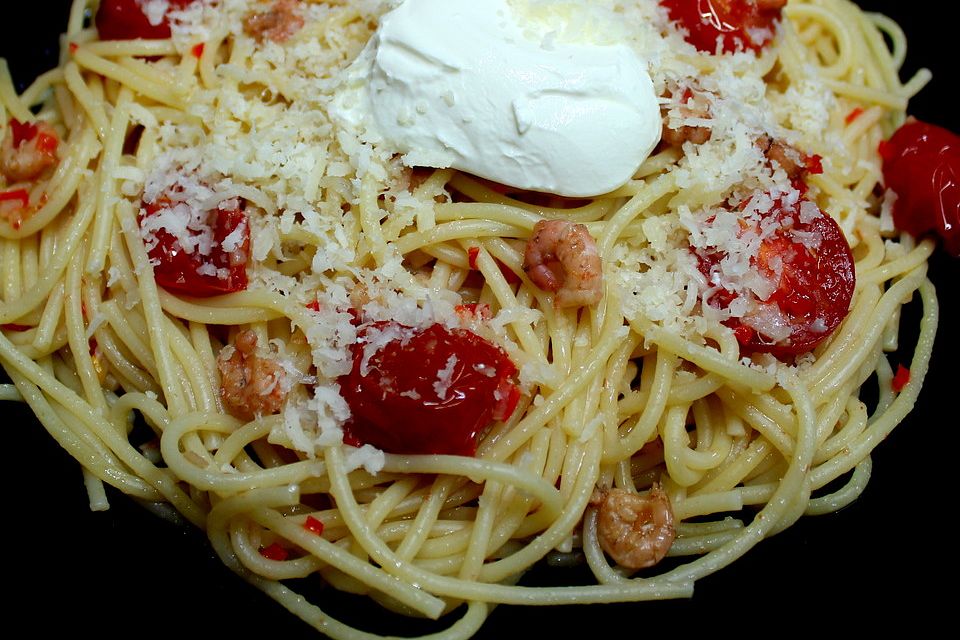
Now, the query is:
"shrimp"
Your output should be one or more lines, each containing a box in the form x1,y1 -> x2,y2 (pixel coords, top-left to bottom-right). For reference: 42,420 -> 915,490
757,134 -> 817,180
217,330 -> 288,421
662,121 -> 711,147
661,86 -> 712,147
1,119 -> 59,183
243,0 -> 305,44
522,219 -> 603,308
590,484 -> 676,570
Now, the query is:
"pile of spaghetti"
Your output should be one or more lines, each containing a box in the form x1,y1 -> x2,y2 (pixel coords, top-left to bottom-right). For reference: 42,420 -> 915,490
0,1 -> 939,638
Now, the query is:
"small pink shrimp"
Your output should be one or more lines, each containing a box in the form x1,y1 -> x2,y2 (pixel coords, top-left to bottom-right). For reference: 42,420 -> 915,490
662,120 -> 712,147
522,219 -> 603,308
590,484 -> 676,570
243,0 -> 305,44
756,134 -> 821,181
1,119 -> 59,183
661,87 -> 712,147
217,330 -> 288,421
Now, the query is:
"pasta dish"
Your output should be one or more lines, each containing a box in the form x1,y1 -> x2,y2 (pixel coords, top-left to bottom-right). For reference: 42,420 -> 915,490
0,0 -> 952,637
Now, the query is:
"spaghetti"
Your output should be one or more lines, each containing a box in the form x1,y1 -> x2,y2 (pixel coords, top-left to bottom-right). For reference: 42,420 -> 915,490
0,1 -> 947,637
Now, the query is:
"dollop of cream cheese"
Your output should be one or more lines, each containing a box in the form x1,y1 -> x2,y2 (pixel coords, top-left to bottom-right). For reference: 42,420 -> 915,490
335,0 -> 662,197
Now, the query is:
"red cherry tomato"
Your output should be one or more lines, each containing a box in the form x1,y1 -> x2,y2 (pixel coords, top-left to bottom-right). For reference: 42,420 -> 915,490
95,0 -> 198,41
339,322 -> 519,456
659,0 -> 785,53
141,199 -> 250,297
697,199 -> 855,357
880,119 -> 960,256
891,364 -> 911,393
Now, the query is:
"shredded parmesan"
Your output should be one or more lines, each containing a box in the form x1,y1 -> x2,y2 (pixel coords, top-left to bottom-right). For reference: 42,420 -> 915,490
137,0 -> 170,27
432,355 -> 459,400
126,0 -> 852,458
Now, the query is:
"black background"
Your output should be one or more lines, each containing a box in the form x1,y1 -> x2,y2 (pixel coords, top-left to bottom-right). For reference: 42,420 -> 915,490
1,1 -> 955,637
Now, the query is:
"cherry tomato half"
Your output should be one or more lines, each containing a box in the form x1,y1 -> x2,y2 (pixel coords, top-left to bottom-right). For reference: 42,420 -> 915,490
141,199 -> 250,297
95,0 -> 198,41
880,119 -> 960,256
339,322 -> 519,457
697,198 -> 856,357
660,0 -> 785,54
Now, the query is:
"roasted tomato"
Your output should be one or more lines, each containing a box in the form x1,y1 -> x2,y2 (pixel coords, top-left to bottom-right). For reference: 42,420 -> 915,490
880,118 -> 960,256
95,0 -> 198,41
339,322 -> 519,456
696,197 -> 856,357
140,198 -> 250,297
660,0 -> 785,53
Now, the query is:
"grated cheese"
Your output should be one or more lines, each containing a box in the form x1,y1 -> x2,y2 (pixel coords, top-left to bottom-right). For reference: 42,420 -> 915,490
432,355 -> 459,401
344,444 -> 386,475
138,0 -> 170,27
131,0 -> 855,457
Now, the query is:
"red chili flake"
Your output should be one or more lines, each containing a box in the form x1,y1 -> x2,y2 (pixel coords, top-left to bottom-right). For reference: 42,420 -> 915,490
191,43 -> 205,58
466,246 -> 520,284
303,515 -> 325,536
845,107 -> 865,125
36,132 -> 59,155
0,189 -> 30,209
805,154 -> 824,175
892,365 -> 911,392
306,300 -> 321,312
467,246 -> 480,270
1,323 -> 32,332
259,542 -> 288,561
455,302 -> 492,321
9,119 -> 38,147
69,42 -> 79,54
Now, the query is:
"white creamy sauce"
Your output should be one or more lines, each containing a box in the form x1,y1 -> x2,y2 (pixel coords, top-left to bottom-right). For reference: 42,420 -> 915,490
335,0 -> 662,197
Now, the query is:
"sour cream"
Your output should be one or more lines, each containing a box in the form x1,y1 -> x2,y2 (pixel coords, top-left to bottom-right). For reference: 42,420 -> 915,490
335,0 -> 662,197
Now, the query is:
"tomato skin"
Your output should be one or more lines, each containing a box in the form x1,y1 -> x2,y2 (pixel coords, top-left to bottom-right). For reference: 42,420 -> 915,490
141,200 -> 250,297
339,322 -> 518,457
0,189 -> 30,209
95,0 -> 197,41
891,364 -> 911,393
659,0 -> 784,53
880,119 -> 960,256
9,118 -> 38,147
697,199 -> 856,358
258,542 -> 288,561
303,515 -> 325,536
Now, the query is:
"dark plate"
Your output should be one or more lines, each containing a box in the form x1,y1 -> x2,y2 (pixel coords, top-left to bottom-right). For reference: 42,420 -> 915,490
2,2 -> 954,636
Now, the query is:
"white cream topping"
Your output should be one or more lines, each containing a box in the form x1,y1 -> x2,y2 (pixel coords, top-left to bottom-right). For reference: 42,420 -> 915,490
335,0 -> 661,197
